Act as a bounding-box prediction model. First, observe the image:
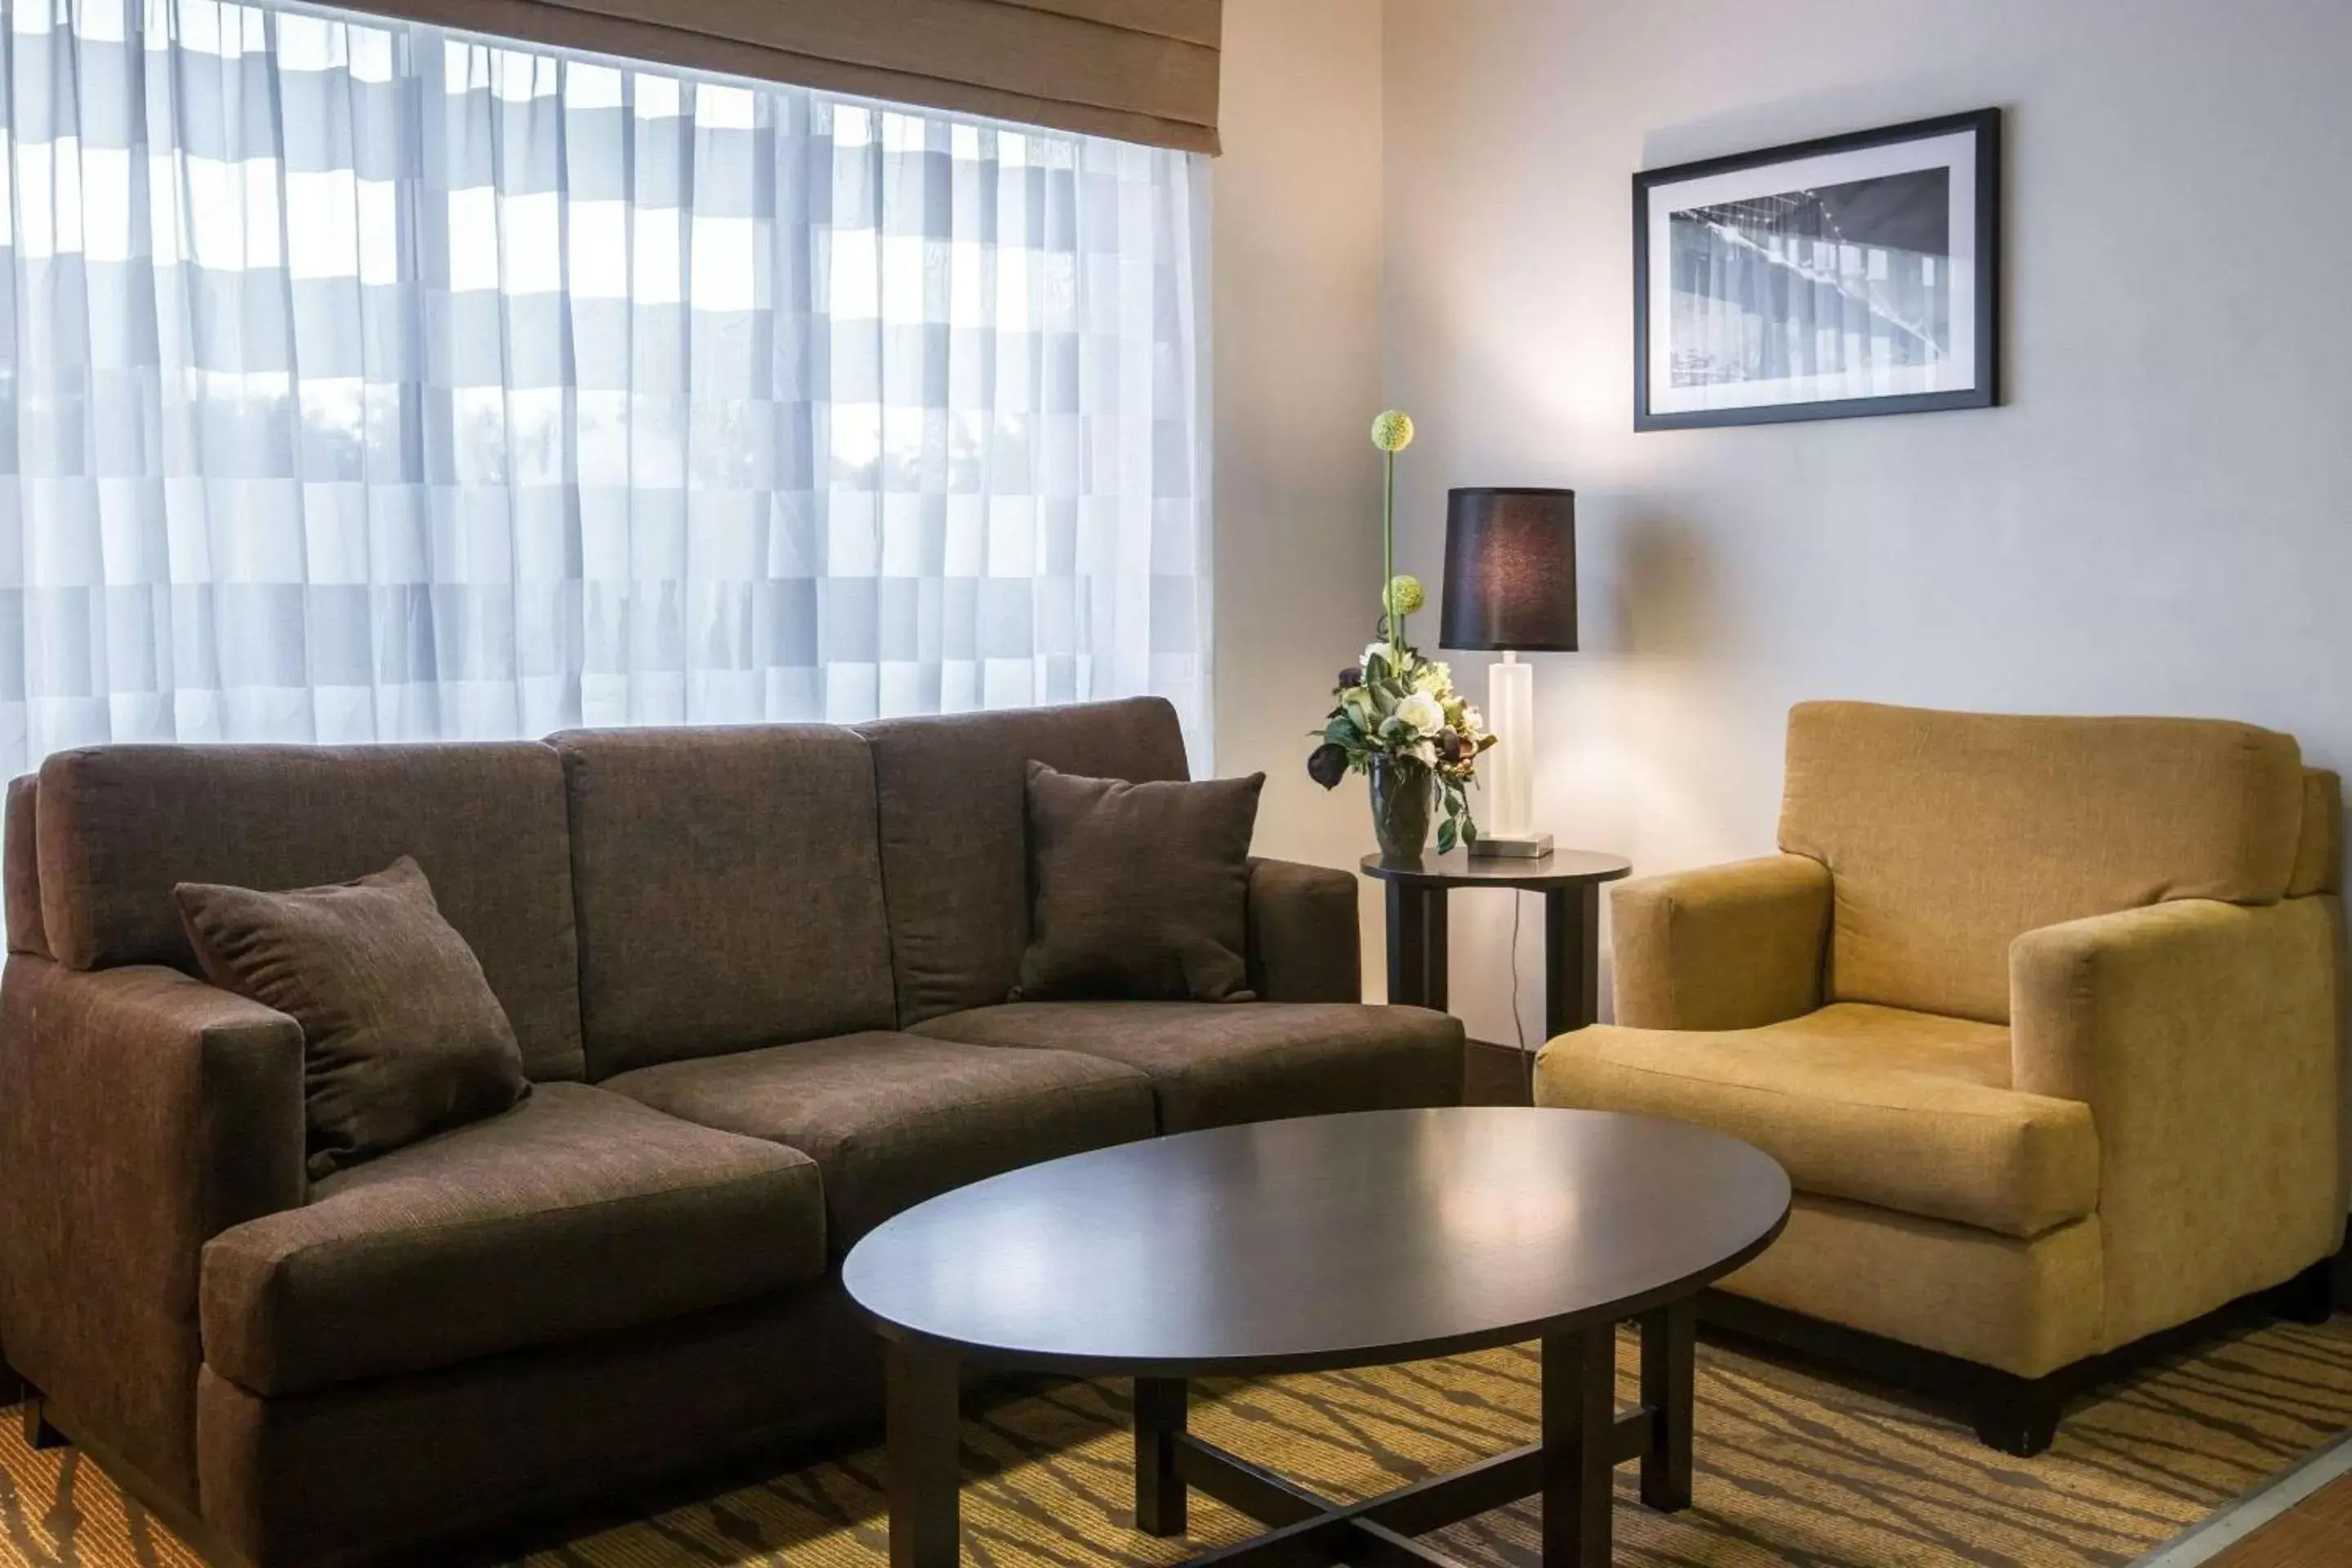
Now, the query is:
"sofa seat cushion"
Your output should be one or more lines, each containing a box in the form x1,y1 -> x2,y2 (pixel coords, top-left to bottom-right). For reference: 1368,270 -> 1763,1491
602,1032 -> 1156,1252
200,1083 -> 824,1397
910,1001 -> 1466,1133
1536,1004 -> 2098,1239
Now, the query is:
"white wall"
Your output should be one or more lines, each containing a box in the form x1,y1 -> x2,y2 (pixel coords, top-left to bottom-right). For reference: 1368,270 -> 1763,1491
1212,0 -> 1392,984
1380,0 -> 2352,1045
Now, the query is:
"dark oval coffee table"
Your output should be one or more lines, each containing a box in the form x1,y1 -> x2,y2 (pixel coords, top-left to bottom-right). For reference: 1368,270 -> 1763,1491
844,1106 -> 1790,1568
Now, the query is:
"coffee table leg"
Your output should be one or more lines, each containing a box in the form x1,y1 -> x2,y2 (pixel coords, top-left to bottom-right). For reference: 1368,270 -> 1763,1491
1639,1298 -> 1695,1511
886,1339 -> 961,1568
1541,1324 -> 1615,1567
1134,1376 -> 1188,1535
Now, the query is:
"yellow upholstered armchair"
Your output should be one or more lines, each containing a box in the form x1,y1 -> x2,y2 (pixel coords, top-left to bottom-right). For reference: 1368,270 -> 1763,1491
1537,701 -> 2345,1454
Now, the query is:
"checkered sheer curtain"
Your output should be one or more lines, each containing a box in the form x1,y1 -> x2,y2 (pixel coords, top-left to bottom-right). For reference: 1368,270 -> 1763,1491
0,0 -> 1210,779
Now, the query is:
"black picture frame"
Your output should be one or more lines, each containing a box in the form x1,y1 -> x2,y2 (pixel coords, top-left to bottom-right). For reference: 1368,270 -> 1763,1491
1633,107 -> 2002,431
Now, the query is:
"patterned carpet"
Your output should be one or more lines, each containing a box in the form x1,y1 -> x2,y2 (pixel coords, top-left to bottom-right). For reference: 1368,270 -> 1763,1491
7,1317 -> 2352,1567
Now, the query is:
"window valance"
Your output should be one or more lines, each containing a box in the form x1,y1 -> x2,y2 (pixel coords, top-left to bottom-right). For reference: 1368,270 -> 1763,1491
340,0 -> 1222,152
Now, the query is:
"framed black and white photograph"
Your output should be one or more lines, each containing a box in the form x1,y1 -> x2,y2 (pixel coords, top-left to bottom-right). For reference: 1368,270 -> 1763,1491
1633,108 -> 2000,430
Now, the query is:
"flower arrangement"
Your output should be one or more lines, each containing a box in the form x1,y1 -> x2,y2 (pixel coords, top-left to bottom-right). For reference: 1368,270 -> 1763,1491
1305,411 -> 1497,857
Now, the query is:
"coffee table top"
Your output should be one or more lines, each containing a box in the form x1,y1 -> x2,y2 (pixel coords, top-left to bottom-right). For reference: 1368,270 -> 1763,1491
842,1107 -> 1789,1377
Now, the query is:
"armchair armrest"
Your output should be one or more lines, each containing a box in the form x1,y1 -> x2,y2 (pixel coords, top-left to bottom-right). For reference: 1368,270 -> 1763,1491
1610,854 -> 1831,1030
0,954 -> 303,1498
2011,896 -> 2343,1345
1245,857 -> 1361,1002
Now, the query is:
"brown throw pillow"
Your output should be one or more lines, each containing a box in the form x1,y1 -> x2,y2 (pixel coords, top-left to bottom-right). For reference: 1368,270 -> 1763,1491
174,857 -> 528,1179
1016,762 -> 1264,1003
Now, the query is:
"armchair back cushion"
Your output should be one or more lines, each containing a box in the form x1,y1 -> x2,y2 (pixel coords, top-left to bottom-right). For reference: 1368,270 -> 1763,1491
1779,702 -> 2308,1022
34,742 -> 586,1080
857,697 -> 1192,1026
552,726 -> 896,1077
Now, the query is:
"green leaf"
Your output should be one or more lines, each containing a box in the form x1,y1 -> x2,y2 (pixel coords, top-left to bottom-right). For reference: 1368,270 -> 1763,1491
1461,815 -> 1479,845
1437,818 -> 1459,854
1324,716 -> 1356,745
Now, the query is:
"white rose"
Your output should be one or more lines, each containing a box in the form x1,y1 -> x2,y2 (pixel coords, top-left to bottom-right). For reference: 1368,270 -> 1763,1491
1396,690 -> 1446,736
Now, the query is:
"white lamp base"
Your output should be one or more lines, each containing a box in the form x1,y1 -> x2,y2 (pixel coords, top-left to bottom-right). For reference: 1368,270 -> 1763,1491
1470,651 -> 1546,858
1470,830 -> 1553,859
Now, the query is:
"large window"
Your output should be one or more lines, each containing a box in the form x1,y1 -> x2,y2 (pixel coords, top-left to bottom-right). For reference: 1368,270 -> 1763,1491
0,0 -> 1209,778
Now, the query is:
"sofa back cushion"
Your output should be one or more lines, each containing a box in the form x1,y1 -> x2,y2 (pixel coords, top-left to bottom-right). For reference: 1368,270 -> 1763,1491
1780,701 -> 2306,1023
35,742 -> 586,1080
552,726 -> 895,1077
857,697 -> 1192,1026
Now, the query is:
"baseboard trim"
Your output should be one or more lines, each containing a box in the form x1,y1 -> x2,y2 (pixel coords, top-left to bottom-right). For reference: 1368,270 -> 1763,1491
2132,1423 -> 2352,1566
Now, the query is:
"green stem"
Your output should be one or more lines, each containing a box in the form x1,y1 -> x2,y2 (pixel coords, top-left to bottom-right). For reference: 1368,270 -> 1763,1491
1382,449 -> 1396,647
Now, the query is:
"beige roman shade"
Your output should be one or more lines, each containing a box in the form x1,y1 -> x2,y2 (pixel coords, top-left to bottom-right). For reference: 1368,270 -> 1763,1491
335,0 -> 1222,154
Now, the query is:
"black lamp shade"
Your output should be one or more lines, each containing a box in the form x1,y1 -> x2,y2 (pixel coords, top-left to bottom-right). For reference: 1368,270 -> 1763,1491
1437,488 -> 1578,653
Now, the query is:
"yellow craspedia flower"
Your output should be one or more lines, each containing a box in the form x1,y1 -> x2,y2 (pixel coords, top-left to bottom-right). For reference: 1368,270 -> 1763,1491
1388,574 -> 1426,614
1370,409 -> 1415,452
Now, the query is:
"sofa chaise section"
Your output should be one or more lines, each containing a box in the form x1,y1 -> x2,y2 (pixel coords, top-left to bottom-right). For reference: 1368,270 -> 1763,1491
0,740 -> 590,1513
198,1083 -> 825,1398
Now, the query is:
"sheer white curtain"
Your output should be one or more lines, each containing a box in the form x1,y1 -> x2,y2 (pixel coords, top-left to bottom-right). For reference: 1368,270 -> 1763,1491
0,0 -> 1210,779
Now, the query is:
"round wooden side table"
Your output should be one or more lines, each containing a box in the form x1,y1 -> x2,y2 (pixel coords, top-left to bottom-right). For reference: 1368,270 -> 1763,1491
1360,850 -> 1633,1038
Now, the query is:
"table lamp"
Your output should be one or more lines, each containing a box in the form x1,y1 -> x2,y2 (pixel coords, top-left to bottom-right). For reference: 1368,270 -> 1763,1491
1438,488 -> 1577,858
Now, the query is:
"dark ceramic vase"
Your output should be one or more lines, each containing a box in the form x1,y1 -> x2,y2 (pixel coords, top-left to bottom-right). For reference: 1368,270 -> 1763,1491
1369,755 -> 1435,862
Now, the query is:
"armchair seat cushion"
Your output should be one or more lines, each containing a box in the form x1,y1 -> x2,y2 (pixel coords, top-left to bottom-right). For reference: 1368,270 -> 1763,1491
200,1083 -> 825,1397
910,1001 -> 1464,1132
1538,1003 -> 2098,1239
604,1032 -> 1156,1252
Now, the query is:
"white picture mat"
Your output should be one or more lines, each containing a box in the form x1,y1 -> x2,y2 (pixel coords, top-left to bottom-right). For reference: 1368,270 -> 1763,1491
1646,129 -> 1978,414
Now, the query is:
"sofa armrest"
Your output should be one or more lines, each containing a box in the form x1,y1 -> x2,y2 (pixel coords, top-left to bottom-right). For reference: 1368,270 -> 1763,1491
1610,854 -> 1831,1030
2011,896 -> 2344,1345
0,954 -> 304,1497
1245,857 -> 1361,1002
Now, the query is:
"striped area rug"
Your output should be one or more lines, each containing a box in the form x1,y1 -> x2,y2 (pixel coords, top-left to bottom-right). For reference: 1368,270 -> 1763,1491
7,1317 -> 2352,1566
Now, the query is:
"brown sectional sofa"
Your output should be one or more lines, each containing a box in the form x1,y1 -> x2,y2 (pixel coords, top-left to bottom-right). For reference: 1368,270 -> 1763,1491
0,697 -> 1463,1567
